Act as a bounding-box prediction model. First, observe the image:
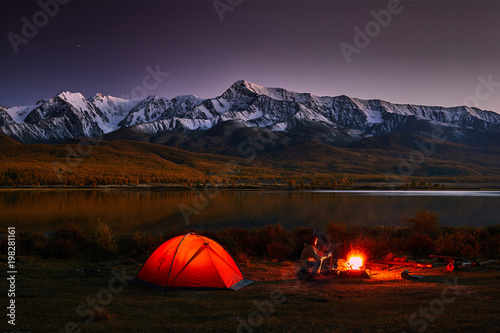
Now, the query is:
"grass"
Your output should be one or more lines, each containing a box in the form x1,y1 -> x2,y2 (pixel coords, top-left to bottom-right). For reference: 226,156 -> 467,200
1,258 -> 499,332
2,213 -> 499,331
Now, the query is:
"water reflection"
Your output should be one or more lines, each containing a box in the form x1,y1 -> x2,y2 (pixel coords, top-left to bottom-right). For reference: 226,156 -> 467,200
0,190 -> 498,234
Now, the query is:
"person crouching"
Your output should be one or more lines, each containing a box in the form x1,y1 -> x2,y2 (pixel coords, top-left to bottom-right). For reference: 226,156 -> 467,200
298,236 -> 331,281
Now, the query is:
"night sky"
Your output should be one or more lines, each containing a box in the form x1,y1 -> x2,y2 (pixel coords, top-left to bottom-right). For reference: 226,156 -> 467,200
1,0 -> 499,113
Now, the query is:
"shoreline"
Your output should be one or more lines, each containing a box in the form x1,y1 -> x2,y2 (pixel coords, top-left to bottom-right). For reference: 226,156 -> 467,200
1,182 -> 500,191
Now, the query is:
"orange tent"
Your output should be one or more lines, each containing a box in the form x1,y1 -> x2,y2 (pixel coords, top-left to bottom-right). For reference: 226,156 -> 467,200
135,233 -> 252,290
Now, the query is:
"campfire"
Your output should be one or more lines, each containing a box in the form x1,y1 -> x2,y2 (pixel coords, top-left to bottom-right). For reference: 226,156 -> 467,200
335,251 -> 370,278
347,255 -> 363,270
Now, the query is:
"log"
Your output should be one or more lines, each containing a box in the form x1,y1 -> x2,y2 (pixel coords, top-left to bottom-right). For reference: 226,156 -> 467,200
337,269 -> 371,279
369,260 -> 432,268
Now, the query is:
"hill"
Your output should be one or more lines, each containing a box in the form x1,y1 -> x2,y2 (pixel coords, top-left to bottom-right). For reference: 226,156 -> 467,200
1,134 -> 499,187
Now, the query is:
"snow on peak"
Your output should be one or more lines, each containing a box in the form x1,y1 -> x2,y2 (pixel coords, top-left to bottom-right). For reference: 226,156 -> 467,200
230,80 -> 312,103
232,80 -> 275,96
90,93 -> 106,102
90,93 -> 136,104
56,91 -> 90,111
233,79 -> 251,87
349,98 -> 385,124
4,105 -> 39,124
172,94 -> 201,102
3,81 -> 500,144
57,91 -> 84,100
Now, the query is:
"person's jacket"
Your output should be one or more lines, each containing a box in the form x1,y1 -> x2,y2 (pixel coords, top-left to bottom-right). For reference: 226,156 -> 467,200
300,243 -> 327,270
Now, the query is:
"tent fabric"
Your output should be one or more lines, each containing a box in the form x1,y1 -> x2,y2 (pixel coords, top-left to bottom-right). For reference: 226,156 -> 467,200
135,233 -> 252,290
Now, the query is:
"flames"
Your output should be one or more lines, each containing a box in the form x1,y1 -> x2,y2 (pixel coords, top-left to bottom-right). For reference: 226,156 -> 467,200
336,251 -> 366,271
346,250 -> 365,270
335,250 -> 370,278
347,256 -> 363,270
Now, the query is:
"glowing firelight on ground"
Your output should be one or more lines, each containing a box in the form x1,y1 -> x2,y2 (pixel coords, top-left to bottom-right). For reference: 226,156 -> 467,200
347,256 -> 363,270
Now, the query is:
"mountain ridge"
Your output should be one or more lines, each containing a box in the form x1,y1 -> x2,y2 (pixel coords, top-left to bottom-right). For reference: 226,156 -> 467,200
1,80 -> 499,145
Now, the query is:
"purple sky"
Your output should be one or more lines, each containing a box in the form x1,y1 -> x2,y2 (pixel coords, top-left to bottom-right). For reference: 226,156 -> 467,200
1,0 -> 500,113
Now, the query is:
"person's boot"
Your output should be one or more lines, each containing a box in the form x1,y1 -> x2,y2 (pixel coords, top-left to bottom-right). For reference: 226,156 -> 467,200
297,268 -> 310,280
307,275 -> 316,281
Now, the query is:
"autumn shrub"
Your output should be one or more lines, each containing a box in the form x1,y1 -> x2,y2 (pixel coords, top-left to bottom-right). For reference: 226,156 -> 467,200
434,227 -> 485,258
339,226 -> 371,258
383,235 -> 409,257
208,228 -> 250,256
51,224 -> 87,258
45,238 -> 78,259
326,221 -> 347,244
484,233 -> 500,258
53,224 -> 86,245
344,234 -> 379,261
326,221 -> 349,257
289,227 -> 315,258
402,209 -> 440,237
484,224 -> 500,236
127,231 -> 163,257
251,224 -> 293,260
407,232 -> 434,256
325,224 -> 414,260
17,231 -> 48,257
86,221 -> 117,261
483,225 -> 500,257
11,218 -> 499,262
236,233 -> 259,259
265,241 -> 291,261
369,226 -> 409,258
163,229 -> 184,242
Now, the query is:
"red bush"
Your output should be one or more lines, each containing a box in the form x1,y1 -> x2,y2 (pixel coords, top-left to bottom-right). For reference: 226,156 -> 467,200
407,232 -> 434,256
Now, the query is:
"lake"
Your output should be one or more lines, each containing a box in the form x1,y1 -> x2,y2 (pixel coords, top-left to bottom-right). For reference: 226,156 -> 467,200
0,190 -> 499,234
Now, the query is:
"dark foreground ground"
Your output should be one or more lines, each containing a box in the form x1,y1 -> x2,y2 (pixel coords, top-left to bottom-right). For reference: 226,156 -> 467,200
1,258 -> 499,333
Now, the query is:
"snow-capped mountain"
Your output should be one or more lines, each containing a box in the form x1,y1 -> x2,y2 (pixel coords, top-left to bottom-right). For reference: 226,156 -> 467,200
0,107 -> 14,126
1,80 -> 499,144
90,93 -> 141,133
118,94 -> 203,128
0,103 -> 39,126
1,92 -> 106,143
